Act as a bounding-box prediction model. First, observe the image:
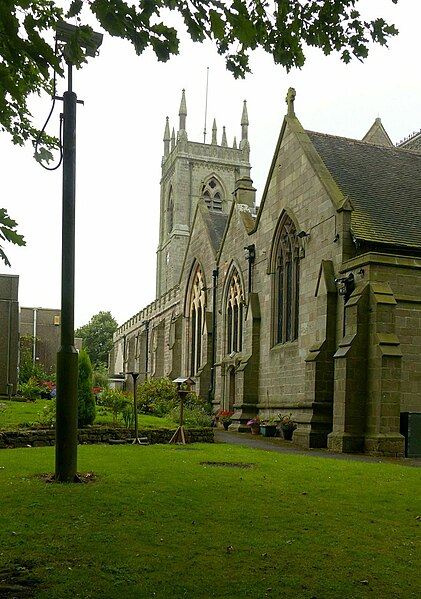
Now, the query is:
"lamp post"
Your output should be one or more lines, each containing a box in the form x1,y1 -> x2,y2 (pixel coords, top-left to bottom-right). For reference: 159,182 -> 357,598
127,372 -> 140,444
54,22 -> 103,482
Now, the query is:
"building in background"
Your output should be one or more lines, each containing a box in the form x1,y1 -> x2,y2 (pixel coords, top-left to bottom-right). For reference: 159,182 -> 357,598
19,307 -> 61,376
0,274 -> 19,398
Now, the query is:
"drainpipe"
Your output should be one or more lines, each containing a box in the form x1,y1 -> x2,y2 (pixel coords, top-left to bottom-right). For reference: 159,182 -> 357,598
188,161 -> 193,226
122,334 -> 127,389
6,299 -> 12,398
208,268 -> 219,406
32,308 -> 37,364
143,320 -> 150,379
244,244 -> 256,294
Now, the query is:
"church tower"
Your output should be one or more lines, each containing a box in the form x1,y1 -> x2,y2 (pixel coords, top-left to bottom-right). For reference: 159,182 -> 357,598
156,90 -> 253,298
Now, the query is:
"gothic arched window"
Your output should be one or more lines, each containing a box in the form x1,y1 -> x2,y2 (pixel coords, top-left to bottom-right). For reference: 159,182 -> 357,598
202,177 -> 224,211
226,267 -> 244,354
274,214 -> 300,344
190,267 -> 205,375
167,188 -> 174,235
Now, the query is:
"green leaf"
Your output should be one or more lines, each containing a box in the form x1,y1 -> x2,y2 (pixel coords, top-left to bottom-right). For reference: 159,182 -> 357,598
66,0 -> 83,18
209,9 -> 224,40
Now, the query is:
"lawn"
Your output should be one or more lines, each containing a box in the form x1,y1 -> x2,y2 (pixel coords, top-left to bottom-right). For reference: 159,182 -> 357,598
0,443 -> 420,598
0,399 -> 175,430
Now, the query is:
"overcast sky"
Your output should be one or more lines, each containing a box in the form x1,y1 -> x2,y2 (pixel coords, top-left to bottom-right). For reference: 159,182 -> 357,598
1,0 -> 420,329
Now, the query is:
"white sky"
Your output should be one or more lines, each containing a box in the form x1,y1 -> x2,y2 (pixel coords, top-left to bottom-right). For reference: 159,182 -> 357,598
1,0 -> 420,329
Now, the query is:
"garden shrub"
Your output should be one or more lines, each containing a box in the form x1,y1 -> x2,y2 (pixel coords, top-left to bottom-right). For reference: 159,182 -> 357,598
92,363 -> 109,389
137,378 -> 179,416
37,399 -> 56,427
18,335 -> 45,384
100,388 -> 132,426
78,349 -> 96,427
18,376 -> 43,401
168,404 -> 212,428
121,402 -> 134,429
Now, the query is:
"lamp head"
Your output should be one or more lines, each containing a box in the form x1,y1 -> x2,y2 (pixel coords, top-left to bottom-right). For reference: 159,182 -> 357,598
56,21 -> 103,60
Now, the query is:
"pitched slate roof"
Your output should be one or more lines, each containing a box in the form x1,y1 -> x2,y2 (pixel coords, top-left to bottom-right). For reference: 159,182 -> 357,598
307,131 -> 421,249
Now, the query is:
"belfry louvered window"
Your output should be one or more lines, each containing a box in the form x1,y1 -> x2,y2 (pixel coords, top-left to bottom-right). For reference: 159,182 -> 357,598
275,215 -> 300,344
227,268 -> 244,354
167,187 -> 174,235
203,177 -> 223,211
190,267 -> 205,375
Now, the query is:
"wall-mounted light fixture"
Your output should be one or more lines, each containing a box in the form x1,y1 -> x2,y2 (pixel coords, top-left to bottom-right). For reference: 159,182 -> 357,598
244,244 -> 256,293
335,273 -> 355,302
296,230 -> 310,239
244,244 -> 256,263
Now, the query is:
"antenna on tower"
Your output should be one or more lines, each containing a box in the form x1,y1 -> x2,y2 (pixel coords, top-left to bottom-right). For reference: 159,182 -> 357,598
203,67 -> 209,143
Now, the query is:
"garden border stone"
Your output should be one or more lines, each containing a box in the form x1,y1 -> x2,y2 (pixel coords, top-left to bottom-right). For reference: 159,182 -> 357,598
0,426 -> 214,448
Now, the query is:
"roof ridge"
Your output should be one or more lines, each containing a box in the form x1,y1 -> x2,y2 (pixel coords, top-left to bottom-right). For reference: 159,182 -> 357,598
306,129 -> 421,156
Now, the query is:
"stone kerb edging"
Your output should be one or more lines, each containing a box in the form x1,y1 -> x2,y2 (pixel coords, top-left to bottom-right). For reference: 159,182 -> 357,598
0,426 -> 214,449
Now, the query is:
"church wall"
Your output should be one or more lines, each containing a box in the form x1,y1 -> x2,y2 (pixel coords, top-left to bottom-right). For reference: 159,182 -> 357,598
215,209 -> 257,414
336,253 -> 421,436
111,286 -> 180,384
178,208 -> 218,395
252,124 -> 343,417
341,253 -> 421,415
372,261 -> 421,414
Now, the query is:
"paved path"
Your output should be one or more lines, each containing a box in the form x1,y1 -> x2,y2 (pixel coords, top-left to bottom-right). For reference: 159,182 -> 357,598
214,429 -> 421,468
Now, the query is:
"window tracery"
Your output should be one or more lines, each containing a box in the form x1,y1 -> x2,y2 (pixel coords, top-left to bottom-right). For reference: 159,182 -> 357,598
167,187 -> 174,234
274,214 -> 300,344
226,267 -> 243,354
202,177 -> 223,211
190,267 -> 205,375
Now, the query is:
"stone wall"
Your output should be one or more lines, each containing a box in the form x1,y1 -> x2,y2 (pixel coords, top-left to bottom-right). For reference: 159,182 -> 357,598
0,426 -> 214,449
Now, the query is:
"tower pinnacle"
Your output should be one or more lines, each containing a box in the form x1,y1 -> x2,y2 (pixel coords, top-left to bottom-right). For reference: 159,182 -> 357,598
212,119 -> 217,145
163,116 -> 170,157
179,89 -> 187,132
241,100 -> 249,140
222,126 -> 227,147
240,100 -> 249,150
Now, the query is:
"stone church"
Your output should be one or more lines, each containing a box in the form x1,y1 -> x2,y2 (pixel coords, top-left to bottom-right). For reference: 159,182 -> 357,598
110,88 -> 421,457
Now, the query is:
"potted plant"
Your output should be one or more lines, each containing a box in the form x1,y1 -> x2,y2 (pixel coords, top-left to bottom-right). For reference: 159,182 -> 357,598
247,417 -> 261,434
278,413 -> 297,440
219,410 -> 234,430
260,418 -> 278,437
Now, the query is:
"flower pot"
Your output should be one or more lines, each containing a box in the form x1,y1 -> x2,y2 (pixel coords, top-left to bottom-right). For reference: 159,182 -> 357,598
260,424 -> 277,437
250,424 -> 260,435
282,427 -> 294,441
223,421 -> 230,431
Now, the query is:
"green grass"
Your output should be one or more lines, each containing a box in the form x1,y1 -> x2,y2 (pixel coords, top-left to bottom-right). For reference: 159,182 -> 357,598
0,400 -> 175,430
0,443 -> 420,598
0,398 -> 49,428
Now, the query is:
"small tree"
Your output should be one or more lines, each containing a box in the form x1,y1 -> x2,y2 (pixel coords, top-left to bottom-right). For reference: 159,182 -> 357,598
19,335 -> 44,384
77,349 -> 96,427
75,311 -> 118,369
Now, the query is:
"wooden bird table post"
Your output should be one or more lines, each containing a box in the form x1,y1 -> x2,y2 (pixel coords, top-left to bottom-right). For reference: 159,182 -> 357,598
169,377 -> 195,444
